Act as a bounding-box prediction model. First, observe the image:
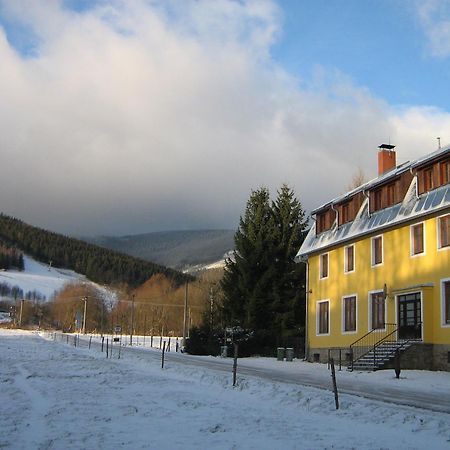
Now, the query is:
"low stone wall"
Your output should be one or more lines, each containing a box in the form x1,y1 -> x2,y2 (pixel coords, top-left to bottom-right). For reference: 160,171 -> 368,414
433,344 -> 450,371
307,347 -> 350,366
383,343 -> 433,370
308,343 -> 450,371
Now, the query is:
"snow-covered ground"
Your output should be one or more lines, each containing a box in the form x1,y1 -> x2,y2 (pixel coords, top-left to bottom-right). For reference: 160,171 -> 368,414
0,255 -> 84,300
1,329 -> 450,450
0,256 -> 116,303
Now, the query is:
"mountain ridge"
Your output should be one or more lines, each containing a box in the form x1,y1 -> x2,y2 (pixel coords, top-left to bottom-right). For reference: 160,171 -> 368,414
85,229 -> 235,269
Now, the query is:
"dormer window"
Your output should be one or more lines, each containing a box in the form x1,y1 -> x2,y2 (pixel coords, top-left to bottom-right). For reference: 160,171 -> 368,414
424,167 -> 434,192
386,183 -> 395,206
440,161 -> 450,185
373,189 -> 382,211
342,203 -> 349,224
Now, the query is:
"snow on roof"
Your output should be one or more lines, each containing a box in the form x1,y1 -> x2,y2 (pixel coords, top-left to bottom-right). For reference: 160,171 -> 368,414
311,145 -> 450,215
298,181 -> 450,257
298,146 -> 450,257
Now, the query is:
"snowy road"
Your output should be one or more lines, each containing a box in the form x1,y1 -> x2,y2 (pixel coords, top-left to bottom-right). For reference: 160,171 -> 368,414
81,335 -> 450,415
2,330 -> 450,450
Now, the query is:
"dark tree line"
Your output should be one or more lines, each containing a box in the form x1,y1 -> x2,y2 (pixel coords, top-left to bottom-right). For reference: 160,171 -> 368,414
0,213 -> 191,288
0,282 -> 45,301
0,240 -> 24,271
220,185 -> 308,354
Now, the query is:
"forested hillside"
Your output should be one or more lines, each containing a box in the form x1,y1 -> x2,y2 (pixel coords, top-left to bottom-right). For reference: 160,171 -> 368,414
0,239 -> 24,271
0,214 -> 190,287
87,229 -> 235,269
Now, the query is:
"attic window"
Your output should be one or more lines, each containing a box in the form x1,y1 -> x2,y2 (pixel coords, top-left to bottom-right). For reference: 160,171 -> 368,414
341,203 -> 350,224
386,183 -> 395,206
373,189 -> 382,211
441,161 -> 450,185
424,167 -> 434,192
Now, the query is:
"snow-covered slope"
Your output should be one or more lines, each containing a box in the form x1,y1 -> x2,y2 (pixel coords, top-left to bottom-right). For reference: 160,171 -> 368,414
0,255 -> 85,300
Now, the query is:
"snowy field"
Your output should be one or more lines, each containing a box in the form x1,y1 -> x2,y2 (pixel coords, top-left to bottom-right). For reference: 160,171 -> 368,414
0,256 -> 116,303
0,256 -> 84,300
1,329 -> 450,449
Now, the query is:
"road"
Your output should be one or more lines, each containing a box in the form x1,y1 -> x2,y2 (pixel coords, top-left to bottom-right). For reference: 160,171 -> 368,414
72,334 -> 450,415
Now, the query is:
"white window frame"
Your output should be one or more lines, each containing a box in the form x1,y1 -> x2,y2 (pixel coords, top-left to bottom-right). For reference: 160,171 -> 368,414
342,294 -> 357,334
410,221 -> 426,257
394,291 -> 423,341
344,244 -> 355,274
316,299 -> 330,336
441,278 -> 450,328
371,235 -> 384,267
319,252 -> 329,280
368,289 -> 386,332
437,213 -> 450,251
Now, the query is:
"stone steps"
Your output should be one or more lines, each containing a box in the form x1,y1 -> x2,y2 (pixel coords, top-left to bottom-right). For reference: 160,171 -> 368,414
350,340 -> 413,371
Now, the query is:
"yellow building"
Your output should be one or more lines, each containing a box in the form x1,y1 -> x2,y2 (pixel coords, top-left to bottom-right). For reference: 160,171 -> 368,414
297,145 -> 450,370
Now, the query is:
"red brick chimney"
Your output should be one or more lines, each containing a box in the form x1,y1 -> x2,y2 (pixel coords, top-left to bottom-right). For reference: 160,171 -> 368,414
378,144 -> 396,175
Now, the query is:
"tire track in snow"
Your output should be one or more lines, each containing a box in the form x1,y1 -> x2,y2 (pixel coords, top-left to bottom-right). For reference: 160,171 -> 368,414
14,363 -> 54,449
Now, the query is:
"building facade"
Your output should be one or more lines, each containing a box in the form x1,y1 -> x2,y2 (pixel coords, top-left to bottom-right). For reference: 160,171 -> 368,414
297,145 -> 450,370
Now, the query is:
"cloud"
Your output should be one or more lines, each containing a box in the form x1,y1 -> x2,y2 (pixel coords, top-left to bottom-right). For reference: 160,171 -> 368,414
416,0 -> 450,58
0,0 -> 449,236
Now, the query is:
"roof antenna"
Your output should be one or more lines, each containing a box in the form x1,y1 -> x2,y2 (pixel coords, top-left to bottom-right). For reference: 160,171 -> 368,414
437,137 -> 441,150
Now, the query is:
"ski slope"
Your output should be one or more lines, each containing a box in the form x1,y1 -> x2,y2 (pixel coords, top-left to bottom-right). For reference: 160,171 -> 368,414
0,255 -> 86,300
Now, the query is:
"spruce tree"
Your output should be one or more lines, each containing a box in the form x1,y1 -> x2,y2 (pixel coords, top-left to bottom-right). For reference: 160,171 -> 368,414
271,184 -> 308,341
221,185 -> 308,353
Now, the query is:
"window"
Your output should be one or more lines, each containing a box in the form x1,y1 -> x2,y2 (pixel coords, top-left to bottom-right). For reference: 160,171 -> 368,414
317,300 -> 329,335
344,245 -> 355,273
343,295 -> 356,332
386,183 -> 395,206
423,167 -> 434,191
370,291 -> 385,330
442,280 -> 450,326
371,235 -> 383,266
342,203 -> 349,224
319,253 -> 329,279
440,161 -> 450,185
438,214 -> 450,249
317,214 -> 326,234
373,189 -> 382,211
411,223 -> 424,255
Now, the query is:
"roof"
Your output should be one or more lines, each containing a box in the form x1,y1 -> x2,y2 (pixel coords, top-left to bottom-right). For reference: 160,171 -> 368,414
310,144 -> 450,215
298,146 -> 450,258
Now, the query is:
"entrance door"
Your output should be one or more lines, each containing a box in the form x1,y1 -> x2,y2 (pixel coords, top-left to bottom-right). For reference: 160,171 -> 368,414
397,293 -> 422,340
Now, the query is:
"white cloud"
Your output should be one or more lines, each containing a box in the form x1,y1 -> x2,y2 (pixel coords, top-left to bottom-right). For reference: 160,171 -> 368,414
416,0 -> 450,58
0,0 -> 449,236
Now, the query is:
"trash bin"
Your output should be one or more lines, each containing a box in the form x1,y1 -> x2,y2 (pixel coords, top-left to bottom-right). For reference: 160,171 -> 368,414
285,347 -> 294,362
277,347 -> 285,361
220,345 -> 228,358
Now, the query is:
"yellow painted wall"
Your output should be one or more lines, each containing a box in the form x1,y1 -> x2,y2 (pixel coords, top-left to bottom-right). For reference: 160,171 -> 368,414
307,212 -> 450,350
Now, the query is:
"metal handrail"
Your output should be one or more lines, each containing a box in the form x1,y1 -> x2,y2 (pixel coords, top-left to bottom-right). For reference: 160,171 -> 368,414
349,323 -> 397,371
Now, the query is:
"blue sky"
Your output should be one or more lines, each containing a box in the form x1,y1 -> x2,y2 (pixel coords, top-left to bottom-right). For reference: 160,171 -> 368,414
273,0 -> 450,110
0,0 -> 449,235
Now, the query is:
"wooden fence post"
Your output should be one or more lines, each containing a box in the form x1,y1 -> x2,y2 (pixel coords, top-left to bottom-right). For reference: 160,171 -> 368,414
232,343 -> 239,387
162,341 -> 166,369
330,358 -> 339,410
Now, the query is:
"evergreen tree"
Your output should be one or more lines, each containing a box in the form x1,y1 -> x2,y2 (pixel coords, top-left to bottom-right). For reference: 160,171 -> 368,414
221,185 -> 307,353
271,184 -> 308,341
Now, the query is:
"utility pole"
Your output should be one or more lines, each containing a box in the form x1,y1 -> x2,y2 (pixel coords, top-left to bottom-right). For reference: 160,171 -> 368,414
82,296 -> 88,334
130,294 -> 135,346
19,299 -> 24,327
182,282 -> 189,349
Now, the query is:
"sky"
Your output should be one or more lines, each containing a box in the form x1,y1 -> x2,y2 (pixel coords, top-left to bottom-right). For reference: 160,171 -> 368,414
1,0 -> 450,236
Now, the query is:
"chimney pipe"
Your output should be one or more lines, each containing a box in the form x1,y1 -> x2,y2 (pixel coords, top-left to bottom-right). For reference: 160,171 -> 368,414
378,144 -> 396,175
